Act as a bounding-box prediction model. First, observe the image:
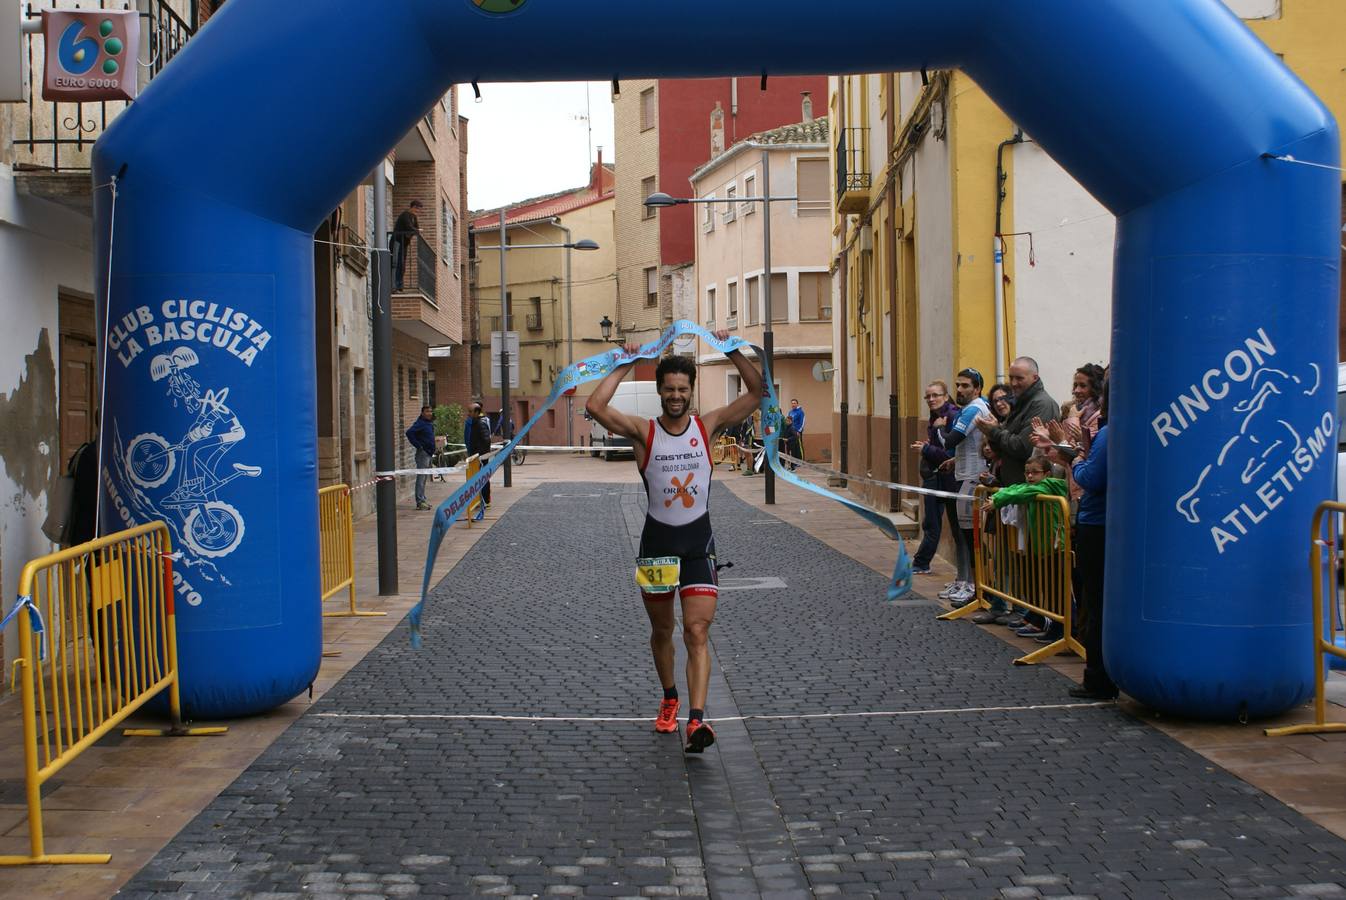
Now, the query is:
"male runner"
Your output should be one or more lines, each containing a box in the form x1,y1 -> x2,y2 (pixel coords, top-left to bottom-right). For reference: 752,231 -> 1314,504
585,334 -> 763,753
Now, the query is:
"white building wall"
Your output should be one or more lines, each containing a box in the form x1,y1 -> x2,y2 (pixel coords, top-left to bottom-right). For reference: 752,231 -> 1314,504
912,134 -> 955,399
1010,141 -> 1115,396
0,167 -> 96,663
669,264 -> 696,357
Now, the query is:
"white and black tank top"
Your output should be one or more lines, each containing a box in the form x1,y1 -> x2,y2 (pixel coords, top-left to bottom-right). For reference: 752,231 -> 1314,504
640,415 -> 713,528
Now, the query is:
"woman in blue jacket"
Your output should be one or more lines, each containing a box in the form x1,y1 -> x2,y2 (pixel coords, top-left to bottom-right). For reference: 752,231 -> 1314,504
1049,380 -> 1116,700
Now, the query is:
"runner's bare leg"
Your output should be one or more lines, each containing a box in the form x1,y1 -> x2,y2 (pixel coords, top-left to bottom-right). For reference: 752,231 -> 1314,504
680,594 -> 717,711
643,597 -> 677,691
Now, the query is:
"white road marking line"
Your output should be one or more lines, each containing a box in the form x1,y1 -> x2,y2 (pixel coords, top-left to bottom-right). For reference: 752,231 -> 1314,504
313,701 -> 1114,725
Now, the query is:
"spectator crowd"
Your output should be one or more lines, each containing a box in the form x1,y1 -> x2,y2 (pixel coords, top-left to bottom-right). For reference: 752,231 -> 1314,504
910,357 -> 1115,701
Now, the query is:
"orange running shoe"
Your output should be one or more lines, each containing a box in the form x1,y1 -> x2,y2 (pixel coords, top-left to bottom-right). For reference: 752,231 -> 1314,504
655,698 -> 680,733
684,718 -> 716,753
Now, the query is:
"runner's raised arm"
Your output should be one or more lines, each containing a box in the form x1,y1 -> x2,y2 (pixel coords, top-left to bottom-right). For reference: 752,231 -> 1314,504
585,346 -> 647,447
700,334 -> 764,437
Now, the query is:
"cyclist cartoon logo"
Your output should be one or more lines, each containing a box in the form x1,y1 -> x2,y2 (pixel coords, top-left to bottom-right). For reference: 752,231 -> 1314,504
122,346 -> 260,559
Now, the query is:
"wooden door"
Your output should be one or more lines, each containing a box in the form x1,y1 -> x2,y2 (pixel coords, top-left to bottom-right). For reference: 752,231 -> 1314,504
59,292 -> 98,466
59,334 -> 96,466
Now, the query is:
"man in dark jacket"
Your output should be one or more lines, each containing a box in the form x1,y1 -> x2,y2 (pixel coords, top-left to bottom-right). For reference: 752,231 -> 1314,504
405,405 -> 436,510
977,356 -> 1059,487
391,199 -> 422,291
467,402 -> 493,505
969,357 -> 1060,626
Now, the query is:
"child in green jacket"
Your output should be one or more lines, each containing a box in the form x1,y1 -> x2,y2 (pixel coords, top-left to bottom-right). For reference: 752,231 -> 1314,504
981,454 -> 1070,639
982,454 -> 1068,545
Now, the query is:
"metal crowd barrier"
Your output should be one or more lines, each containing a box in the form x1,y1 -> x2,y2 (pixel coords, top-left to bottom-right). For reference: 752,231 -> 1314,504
319,484 -> 383,619
939,486 -> 1085,665
463,454 -> 487,526
0,522 -> 226,866
1266,500 -> 1346,738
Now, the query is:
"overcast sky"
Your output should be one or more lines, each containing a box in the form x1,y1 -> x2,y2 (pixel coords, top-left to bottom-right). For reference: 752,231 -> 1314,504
463,81 -> 616,214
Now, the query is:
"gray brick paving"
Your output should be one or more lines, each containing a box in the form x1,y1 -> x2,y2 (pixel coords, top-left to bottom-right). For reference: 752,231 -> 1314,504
117,482 -> 1346,898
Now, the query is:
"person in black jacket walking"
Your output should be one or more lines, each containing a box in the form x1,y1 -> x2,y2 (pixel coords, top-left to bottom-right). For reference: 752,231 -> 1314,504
467,402 -> 493,506
405,405 -> 436,510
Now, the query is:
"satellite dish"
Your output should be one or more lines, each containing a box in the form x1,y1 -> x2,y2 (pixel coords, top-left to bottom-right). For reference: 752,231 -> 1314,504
812,360 -> 836,382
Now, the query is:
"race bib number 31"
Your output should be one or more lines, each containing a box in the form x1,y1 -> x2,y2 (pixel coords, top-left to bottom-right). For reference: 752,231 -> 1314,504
636,556 -> 680,594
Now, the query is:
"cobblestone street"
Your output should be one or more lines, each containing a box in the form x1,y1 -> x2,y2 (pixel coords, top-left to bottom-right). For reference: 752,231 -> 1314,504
111,472 -> 1346,899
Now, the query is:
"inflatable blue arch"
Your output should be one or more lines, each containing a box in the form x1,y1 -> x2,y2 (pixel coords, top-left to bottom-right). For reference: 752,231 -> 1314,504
92,0 -> 1339,719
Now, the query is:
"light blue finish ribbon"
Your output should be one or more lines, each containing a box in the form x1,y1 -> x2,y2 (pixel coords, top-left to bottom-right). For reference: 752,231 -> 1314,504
407,320 -> 911,647
1,595 -> 46,662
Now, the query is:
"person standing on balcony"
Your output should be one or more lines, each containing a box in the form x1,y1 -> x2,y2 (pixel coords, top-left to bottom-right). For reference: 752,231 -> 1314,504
405,404 -> 436,510
391,199 -> 422,291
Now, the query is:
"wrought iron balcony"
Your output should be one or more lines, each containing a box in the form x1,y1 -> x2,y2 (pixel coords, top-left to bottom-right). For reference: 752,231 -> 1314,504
835,127 -> 872,214
13,0 -> 195,173
335,223 -> 368,276
525,312 -> 543,331
398,232 -> 438,302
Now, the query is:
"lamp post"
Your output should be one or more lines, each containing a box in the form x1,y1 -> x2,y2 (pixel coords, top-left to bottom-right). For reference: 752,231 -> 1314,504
644,157 -> 795,505
372,162 -> 397,594
550,220 -> 600,446
599,314 -> 622,343
473,212 -> 598,486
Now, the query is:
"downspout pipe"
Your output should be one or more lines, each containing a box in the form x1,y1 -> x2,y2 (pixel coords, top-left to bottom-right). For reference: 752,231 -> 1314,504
992,130 -> 1023,385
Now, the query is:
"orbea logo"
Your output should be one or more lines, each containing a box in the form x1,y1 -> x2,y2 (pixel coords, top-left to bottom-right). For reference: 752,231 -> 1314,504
472,0 -> 529,13
58,18 -> 125,77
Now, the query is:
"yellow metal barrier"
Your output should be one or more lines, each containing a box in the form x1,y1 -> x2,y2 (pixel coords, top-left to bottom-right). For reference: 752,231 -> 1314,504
711,434 -> 737,466
939,486 -> 1084,665
319,484 -> 383,619
1267,500 -> 1346,737
463,454 -> 486,526
1,521 -> 226,866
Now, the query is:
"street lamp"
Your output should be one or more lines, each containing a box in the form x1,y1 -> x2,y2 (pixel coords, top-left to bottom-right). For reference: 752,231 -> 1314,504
599,314 -> 622,343
474,210 -> 599,486
643,153 -> 796,505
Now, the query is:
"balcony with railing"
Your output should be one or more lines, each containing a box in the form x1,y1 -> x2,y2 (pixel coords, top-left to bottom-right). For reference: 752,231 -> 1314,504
392,231 -> 451,344
335,223 -> 368,277
835,127 -> 872,214
12,0 -> 195,206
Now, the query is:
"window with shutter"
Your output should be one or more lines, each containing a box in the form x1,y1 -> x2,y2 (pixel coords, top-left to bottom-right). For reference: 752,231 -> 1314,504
797,158 -> 830,217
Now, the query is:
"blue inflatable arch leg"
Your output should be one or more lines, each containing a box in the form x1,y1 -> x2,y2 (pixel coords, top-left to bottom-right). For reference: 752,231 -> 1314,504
93,0 -> 1337,719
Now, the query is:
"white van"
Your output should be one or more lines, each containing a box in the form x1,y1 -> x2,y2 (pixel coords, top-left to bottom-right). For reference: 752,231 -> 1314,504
588,381 -> 660,459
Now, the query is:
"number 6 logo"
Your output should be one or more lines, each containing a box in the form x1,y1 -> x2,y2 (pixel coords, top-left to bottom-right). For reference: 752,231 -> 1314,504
57,22 -> 99,75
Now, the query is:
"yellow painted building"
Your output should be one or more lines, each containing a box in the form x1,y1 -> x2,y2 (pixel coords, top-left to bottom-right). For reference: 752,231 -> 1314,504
829,0 -> 1346,512
470,163 -> 617,445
